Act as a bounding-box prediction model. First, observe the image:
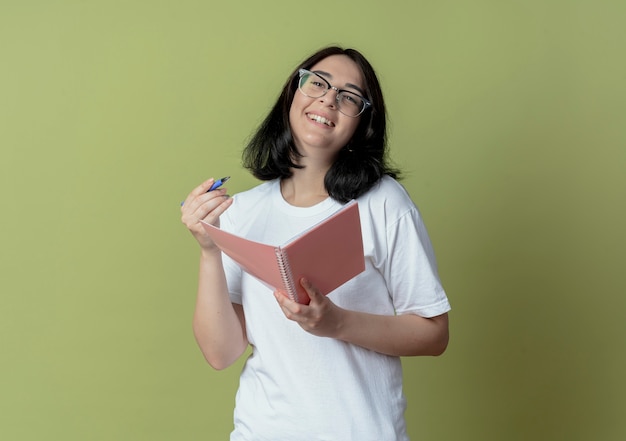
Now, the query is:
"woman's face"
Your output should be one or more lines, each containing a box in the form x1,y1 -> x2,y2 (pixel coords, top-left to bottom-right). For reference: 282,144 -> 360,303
289,54 -> 365,164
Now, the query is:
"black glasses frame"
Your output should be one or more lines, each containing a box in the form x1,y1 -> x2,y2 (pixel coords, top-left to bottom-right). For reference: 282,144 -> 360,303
297,69 -> 371,117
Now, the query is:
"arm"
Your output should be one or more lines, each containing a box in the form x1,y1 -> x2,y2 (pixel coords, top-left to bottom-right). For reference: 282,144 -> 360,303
181,179 -> 248,370
274,278 -> 449,357
193,249 -> 248,369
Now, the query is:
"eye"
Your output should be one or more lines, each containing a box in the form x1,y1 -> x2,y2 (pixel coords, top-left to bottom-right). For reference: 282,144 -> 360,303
339,92 -> 363,107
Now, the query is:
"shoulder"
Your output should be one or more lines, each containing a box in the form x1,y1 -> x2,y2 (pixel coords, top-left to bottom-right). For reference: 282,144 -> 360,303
356,176 -> 418,224
220,180 -> 278,229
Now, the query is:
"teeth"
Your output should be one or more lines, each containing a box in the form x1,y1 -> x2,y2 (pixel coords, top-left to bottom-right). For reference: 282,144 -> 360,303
308,114 -> 332,126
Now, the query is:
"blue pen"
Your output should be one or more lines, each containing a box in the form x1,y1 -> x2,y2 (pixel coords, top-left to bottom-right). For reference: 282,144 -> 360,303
207,176 -> 230,192
181,176 -> 230,206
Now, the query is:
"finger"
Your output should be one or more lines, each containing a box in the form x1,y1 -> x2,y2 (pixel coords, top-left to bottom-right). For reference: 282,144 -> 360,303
182,185 -> 227,215
199,191 -> 233,223
195,177 -> 217,195
192,191 -> 232,224
181,190 -> 232,230
274,290 -> 297,309
300,278 -> 323,304
274,290 -> 304,319
180,178 -> 216,208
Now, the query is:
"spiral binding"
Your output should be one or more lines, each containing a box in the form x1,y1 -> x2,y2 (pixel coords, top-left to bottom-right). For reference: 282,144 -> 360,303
275,248 -> 298,303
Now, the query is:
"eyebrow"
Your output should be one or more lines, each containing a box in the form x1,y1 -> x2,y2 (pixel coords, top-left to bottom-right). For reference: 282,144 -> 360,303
313,70 -> 367,97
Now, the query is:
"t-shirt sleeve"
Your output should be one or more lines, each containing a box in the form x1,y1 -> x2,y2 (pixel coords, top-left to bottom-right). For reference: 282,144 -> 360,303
221,254 -> 243,305
384,207 -> 451,317
217,207 -> 244,305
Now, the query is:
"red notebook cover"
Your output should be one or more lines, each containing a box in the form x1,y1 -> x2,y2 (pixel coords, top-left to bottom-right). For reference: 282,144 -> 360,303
200,200 -> 365,304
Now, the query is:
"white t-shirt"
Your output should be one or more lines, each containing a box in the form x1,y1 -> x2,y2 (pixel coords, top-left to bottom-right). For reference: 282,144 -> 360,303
219,176 -> 450,441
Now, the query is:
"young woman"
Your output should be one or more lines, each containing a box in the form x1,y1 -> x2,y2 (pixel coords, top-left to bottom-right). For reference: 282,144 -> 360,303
181,46 -> 451,441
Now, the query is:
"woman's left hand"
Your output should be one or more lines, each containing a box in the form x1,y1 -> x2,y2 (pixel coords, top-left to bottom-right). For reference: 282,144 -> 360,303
275,278 -> 449,357
274,278 -> 344,338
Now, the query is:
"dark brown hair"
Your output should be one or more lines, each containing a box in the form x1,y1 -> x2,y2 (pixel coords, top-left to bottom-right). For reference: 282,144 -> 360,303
242,46 -> 399,202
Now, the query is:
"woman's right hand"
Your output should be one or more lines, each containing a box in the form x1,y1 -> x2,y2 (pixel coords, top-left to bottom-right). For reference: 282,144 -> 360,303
180,178 -> 234,251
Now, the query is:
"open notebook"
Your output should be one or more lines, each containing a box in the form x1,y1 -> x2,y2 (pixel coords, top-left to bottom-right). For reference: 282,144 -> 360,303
200,200 -> 365,304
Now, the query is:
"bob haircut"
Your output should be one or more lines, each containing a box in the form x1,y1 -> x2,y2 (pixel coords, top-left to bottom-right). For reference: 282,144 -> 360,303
242,46 -> 400,203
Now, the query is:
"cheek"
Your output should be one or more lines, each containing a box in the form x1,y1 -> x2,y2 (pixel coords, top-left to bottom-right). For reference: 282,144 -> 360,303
288,100 -> 297,124
290,92 -> 307,113
341,118 -> 361,140
288,95 -> 305,127
288,108 -> 300,142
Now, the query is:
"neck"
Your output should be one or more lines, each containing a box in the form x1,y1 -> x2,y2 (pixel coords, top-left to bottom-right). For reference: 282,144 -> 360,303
281,166 -> 330,207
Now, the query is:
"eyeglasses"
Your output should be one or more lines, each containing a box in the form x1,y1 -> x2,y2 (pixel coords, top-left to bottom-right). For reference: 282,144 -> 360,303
297,69 -> 371,117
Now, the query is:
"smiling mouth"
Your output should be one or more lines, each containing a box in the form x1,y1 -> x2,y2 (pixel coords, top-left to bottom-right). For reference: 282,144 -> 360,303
307,113 -> 334,127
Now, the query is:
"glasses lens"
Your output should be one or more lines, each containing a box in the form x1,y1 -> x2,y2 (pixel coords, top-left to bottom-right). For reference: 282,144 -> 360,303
337,91 -> 365,117
298,69 -> 368,117
299,71 -> 328,98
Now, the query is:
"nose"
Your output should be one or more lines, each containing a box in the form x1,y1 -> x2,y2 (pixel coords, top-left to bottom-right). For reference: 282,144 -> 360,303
319,86 -> 340,108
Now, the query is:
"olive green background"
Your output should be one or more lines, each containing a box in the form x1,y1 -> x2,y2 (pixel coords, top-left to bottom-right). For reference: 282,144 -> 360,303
1,1 -> 624,440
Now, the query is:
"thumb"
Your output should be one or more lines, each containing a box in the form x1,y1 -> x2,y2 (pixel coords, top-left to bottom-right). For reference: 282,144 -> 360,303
300,278 -> 323,304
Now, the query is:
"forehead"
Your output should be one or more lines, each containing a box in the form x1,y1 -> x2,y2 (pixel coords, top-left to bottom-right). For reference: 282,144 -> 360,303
309,55 -> 365,88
